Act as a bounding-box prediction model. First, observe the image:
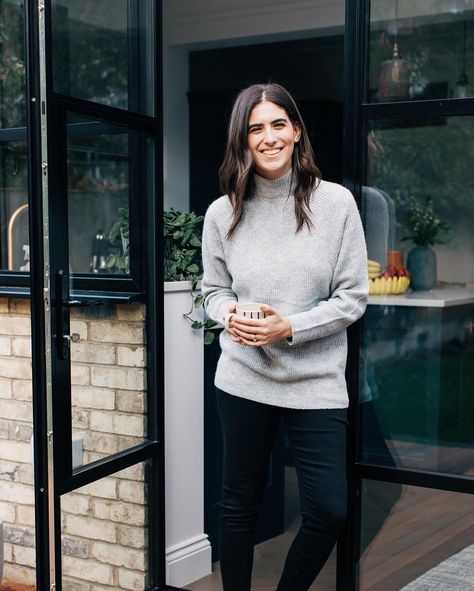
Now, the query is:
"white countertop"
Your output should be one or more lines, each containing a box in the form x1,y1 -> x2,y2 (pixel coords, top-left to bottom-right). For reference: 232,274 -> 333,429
368,287 -> 474,308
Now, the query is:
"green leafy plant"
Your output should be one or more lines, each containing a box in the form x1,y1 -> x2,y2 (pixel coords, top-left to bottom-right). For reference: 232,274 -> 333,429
164,208 -> 217,345
105,207 -> 130,273
401,197 -> 450,246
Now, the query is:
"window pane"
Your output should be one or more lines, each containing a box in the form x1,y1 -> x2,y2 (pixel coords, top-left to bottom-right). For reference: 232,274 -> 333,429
0,0 -> 26,129
359,481 -> 474,589
52,0 -> 155,115
368,1 -> 474,102
0,140 -> 29,272
360,116 -> 474,476
61,461 -> 150,589
67,116 -> 131,275
70,302 -> 147,469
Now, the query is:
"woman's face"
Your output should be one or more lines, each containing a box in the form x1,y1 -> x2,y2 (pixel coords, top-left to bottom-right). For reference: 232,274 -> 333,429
247,101 -> 301,180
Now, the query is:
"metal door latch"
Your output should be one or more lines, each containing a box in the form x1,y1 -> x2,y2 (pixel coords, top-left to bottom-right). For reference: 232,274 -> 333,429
63,333 -> 81,345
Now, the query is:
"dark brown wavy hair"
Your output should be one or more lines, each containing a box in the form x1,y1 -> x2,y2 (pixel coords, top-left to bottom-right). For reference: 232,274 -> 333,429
219,83 -> 321,238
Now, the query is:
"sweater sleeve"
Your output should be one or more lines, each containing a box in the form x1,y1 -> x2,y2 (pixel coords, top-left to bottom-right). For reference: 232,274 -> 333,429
286,194 -> 368,345
201,203 -> 238,324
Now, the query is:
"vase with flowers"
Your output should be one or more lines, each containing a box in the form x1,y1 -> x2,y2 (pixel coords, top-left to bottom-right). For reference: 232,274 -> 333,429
402,197 -> 450,291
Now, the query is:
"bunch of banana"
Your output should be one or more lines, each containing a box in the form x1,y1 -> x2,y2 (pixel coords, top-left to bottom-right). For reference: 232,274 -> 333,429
368,259 -> 382,279
369,275 -> 410,295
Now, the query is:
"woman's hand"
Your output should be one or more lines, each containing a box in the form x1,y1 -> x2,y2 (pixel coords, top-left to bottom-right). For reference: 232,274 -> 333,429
228,305 -> 292,347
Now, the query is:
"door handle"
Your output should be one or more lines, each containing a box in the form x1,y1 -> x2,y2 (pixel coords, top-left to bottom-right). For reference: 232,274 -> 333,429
56,269 -> 71,360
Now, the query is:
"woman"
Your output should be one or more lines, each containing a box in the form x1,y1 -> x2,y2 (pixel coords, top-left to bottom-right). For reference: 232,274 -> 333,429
201,83 -> 368,591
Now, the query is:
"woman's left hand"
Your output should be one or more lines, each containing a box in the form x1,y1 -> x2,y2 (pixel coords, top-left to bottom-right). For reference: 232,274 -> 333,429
229,305 -> 292,347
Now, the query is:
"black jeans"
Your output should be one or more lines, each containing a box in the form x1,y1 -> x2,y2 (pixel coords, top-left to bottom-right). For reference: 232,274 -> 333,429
216,388 -> 348,591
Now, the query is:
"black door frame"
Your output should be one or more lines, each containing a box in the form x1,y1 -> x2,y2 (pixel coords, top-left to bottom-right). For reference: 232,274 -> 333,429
25,1 -> 183,589
340,0 -> 474,589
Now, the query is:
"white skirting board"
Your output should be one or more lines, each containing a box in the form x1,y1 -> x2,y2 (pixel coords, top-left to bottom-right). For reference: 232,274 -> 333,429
166,535 -> 213,588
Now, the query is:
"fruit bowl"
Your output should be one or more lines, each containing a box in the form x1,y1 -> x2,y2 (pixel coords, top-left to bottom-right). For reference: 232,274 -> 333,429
369,275 -> 410,295
368,259 -> 410,295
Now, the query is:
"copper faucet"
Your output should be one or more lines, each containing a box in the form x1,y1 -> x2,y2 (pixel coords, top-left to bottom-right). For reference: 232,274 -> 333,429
7,203 -> 29,270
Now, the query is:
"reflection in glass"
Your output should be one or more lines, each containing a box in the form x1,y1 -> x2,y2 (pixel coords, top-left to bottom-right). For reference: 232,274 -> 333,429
61,461 -> 149,589
360,117 -> 474,476
0,141 -> 29,271
0,0 -> 26,128
70,302 -> 147,469
52,0 -> 154,115
359,481 -> 474,590
67,116 -> 130,275
368,1 -> 474,102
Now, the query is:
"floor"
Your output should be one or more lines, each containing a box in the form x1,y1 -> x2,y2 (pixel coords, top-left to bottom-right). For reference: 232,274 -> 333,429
186,467 -> 337,591
2,446 -> 473,591
187,457 -> 474,591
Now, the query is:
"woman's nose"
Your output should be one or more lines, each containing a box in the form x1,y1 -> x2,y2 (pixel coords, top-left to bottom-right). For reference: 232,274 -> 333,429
263,127 -> 276,143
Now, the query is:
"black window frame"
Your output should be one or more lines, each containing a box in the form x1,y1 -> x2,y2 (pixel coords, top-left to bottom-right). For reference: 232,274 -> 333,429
0,0 -> 156,298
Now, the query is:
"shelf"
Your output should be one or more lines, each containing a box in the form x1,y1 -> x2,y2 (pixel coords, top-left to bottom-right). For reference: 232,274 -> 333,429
368,287 -> 474,308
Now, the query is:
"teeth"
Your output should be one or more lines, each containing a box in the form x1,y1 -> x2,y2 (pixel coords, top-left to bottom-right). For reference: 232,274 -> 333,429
262,149 -> 281,155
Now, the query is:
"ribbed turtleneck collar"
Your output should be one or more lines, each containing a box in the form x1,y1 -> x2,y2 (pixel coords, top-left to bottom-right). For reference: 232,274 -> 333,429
251,169 -> 294,201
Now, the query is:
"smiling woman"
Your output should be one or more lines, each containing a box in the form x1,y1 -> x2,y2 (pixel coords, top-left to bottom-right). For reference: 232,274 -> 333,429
201,83 -> 368,591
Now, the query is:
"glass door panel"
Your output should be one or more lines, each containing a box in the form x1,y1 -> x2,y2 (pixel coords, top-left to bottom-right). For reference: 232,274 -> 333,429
359,115 -> 474,476
358,481 -> 474,590
67,116 -> 131,276
368,1 -> 474,102
0,140 -> 29,272
70,302 -> 147,468
51,0 -> 154,115
61,461 -> 149,589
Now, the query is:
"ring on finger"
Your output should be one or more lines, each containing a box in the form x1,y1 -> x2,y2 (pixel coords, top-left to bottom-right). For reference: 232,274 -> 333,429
252,335 -> 258,342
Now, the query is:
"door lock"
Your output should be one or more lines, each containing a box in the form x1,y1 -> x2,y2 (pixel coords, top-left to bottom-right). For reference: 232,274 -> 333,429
63,333 -> 81,345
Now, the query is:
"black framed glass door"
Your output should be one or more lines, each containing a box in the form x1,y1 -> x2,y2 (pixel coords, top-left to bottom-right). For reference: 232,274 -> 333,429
25,1 -> 175,589
342,1 -> 474,589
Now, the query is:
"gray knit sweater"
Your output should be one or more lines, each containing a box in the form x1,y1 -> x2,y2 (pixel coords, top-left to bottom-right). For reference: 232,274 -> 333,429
201,170 -> 368,409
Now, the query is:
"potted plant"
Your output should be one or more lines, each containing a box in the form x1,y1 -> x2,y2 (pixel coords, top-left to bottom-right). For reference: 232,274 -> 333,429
402,197 -> 450,290
163,208 -> 217,343
106,207 -> 217,342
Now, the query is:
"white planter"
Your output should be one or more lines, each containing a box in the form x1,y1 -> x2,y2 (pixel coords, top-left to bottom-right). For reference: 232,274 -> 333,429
164,281 -> 212,587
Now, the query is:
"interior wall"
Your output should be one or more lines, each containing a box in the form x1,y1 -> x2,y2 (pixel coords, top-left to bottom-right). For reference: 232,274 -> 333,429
162,0 -> 345,212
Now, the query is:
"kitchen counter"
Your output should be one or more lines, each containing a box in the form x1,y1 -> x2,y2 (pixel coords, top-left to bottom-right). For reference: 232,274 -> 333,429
368,287 -> 474,308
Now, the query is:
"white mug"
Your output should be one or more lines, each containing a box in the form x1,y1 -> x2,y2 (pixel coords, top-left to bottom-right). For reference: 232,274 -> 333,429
235,302 -> 266,319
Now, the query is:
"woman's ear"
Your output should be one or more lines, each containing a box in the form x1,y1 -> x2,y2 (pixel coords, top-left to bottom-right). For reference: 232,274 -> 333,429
294,124 -> 301,143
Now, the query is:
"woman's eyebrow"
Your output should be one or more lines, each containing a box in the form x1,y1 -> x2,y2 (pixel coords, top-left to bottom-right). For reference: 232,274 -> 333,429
248,118 -> 288,129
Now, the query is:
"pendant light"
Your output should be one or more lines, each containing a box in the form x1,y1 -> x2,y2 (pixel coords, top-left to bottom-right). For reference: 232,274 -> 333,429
377,0 -> 410,102
455,20 -> 470,98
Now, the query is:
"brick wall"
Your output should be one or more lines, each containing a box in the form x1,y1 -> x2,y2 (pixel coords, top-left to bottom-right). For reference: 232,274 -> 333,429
0,298 -> 149,590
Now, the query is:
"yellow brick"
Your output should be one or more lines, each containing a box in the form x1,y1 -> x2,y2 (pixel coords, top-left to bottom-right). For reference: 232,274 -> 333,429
91,366 -> 144,391
10,299 -> 31,315
0,357 -> 32,380
0,336 -> 11,356
116,303 -> 146,321
90,322 -> 144,345
0,316 -> 31,336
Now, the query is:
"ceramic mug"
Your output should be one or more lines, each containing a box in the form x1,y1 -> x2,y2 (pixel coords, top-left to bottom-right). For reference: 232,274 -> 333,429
235,302 -> 266,319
